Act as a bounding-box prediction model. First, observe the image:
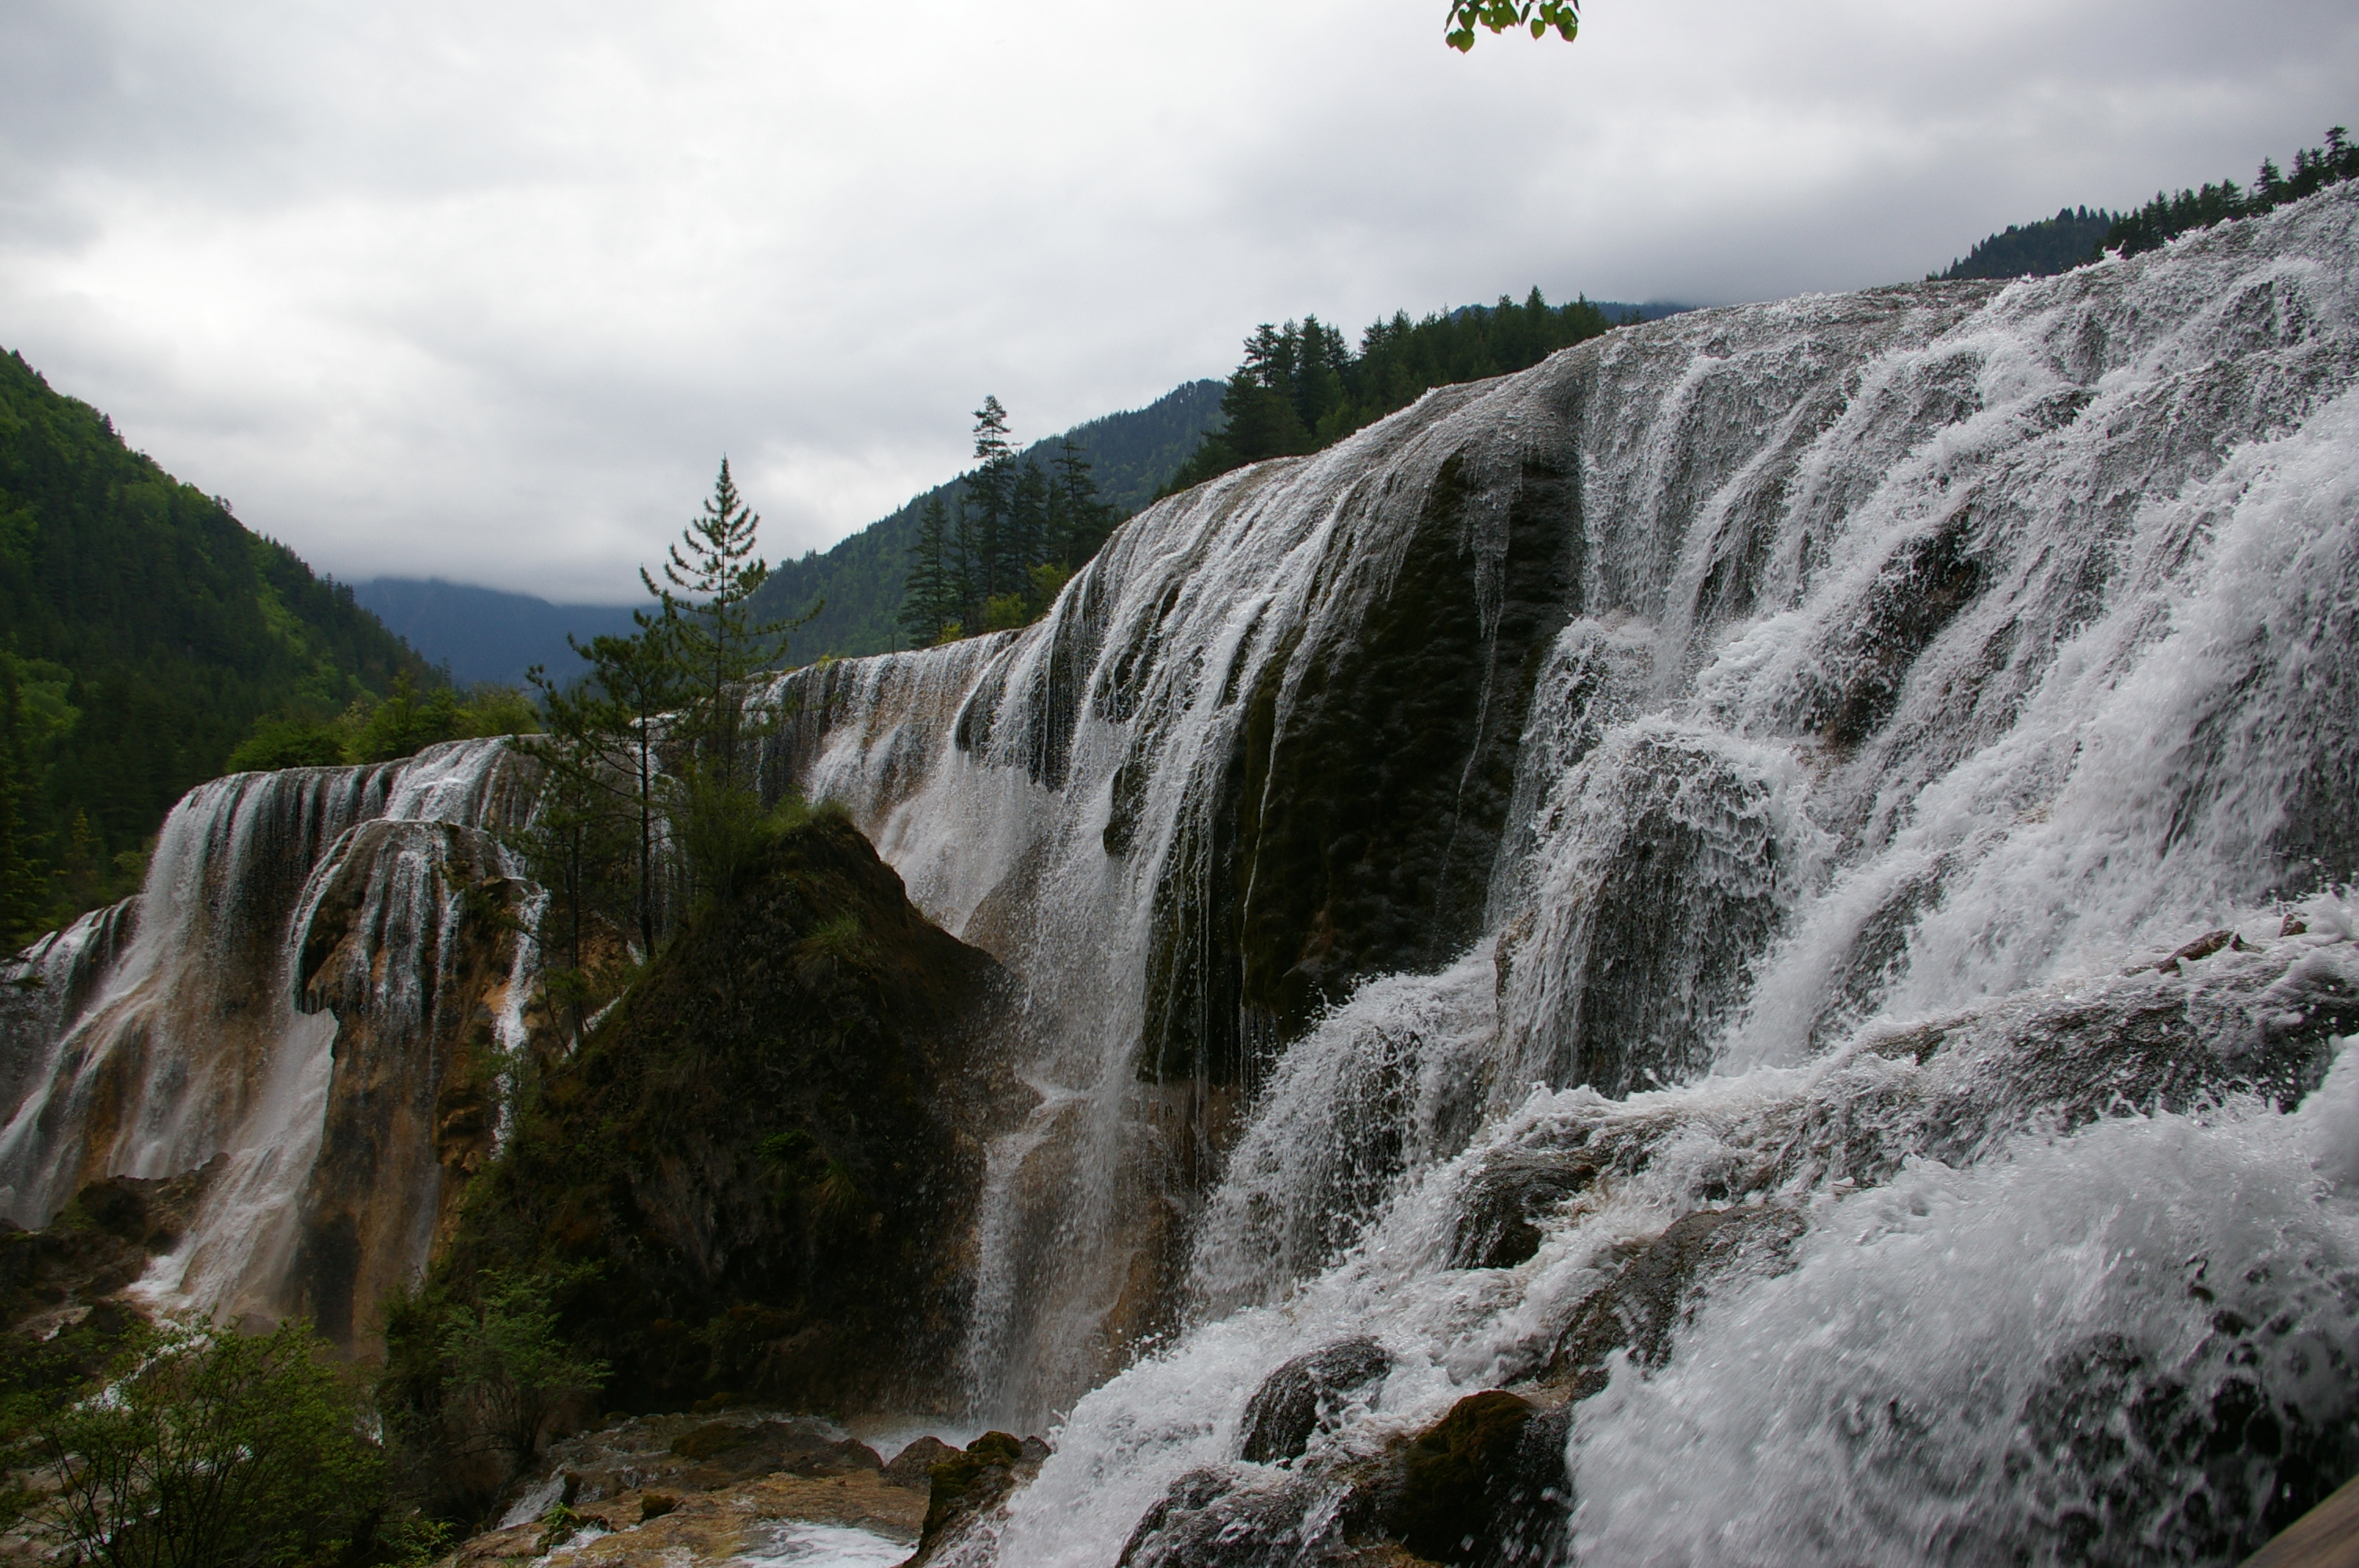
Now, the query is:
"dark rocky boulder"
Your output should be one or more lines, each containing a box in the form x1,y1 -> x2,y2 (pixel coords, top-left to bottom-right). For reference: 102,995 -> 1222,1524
664,1419 -> 881,1483
1546,1204 -> 1805,1396
881,1434 -> 960,1490
1239,1337 -> 1392,1465
1382,1392 -> 1570,1567
416,815 -> 1010,1416
1448,1154 -> 1598,1270
909,1431 -> 1050,1564
0,1158 -> 219,1336
1116,1465 -> 1369,1567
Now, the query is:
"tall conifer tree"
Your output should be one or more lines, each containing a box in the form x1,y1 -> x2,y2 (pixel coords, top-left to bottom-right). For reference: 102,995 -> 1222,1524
1049,438 -> 1114,569
962,397 -> 1018,601
900,495 -> 958,646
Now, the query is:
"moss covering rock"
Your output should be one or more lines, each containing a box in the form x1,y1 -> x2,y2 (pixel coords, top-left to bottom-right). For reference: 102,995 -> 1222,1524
406,815 -> 1007,1420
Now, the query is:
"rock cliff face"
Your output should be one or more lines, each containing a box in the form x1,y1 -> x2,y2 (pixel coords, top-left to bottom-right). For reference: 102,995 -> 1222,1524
290,819 -> 544,1348
0,741 -> 543,1344
427,815 -> 1007,1416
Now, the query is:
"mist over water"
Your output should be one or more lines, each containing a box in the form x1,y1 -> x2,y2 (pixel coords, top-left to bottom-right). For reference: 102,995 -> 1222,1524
6,186 -> 2359,1563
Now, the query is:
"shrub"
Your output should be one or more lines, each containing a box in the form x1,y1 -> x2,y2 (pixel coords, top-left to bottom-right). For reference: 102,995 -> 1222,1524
24,1317 -> 384,1568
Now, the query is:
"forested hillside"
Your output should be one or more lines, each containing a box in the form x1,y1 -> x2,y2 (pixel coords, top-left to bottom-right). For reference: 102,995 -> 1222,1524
1932,125 -> 2357,284
1158,289 -> 1623,494
1935,208 -> 2114,280
0,349 -> 427,944
743,379 -> 1223,659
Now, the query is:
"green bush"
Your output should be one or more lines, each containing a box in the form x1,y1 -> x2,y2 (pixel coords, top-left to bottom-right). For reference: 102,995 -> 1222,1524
376,1269 -> 607,1521
23,1317 -> 384,1568
226,676 -> 541,774
227,715 -> 348,771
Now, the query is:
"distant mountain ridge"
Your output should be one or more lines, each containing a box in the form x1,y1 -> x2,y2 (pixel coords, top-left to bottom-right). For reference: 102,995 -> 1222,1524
743,378 -> 1227,659
351,578 -> 643,686
358,379 -> 1229,678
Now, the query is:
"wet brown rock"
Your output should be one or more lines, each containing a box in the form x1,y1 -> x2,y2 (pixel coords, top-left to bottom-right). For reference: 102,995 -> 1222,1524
881,1434 -> 958,1490
667,1420 -> 881,1483
289,820 -> 551,1351
445,1470 -> 921,1568
1545,1204 -> 1806,1396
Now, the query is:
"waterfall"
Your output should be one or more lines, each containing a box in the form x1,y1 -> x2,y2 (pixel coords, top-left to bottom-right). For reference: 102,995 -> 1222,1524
0,738 -> 536,1338
754,183 -> 2359,1561
5,178 -> 2356,1563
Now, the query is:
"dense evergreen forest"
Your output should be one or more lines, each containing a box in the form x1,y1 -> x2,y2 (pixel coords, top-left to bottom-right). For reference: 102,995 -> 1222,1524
2104,125 -> 2357,256
1159,289 -> 1622,495
1935,125 -> 2357,284
1936,208 -> 2115,280
743,379 -> 1223,656
0,349 -> 442,945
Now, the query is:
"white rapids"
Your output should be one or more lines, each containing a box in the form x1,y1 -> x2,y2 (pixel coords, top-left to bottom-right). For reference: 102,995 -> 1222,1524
5,182 -> 2359,1563
759,183 -> 2359,1564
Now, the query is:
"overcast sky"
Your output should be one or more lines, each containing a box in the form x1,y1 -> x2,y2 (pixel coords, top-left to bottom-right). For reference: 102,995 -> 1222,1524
3,1 -> 2354,602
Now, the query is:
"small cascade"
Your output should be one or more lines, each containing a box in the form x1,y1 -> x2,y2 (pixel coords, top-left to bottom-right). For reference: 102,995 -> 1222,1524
0,739 -> 537,1336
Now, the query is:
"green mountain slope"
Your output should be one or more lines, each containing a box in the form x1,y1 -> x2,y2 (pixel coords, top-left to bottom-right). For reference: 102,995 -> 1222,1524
0,347 -> 427,942
1935,208 -> 2115,281
747,379 -> 1224,659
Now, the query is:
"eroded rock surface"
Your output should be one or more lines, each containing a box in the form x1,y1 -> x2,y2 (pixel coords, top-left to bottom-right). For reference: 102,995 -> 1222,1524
423,818 -> 1012,1417
1239,1337 -> 1392,1465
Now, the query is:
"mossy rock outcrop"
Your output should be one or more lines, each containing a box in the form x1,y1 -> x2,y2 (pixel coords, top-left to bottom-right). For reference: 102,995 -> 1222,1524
423,815 -> 1008,1415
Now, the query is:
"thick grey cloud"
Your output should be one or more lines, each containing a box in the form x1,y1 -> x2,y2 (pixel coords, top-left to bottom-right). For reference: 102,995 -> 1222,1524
3,0 -> 2354,601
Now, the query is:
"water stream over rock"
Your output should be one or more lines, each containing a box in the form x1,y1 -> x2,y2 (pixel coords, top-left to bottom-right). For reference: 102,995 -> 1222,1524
8,184 -> 2359,1563
761,184 -> 2359,1562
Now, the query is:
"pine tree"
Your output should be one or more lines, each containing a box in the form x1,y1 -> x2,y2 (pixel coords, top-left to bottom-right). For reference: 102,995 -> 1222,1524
645,459 -> 798,792
1009,459 -> 1050,597
526,619 -> 683,960
0,659 -> 44,949
900,495 -> 958,647
961,397 -> 1018,603
643,459 -> 817,902
1049,438 -> 1114,568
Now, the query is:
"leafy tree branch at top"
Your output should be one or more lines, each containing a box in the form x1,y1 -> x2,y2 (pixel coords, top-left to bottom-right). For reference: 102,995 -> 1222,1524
1446,0 -> 1579,50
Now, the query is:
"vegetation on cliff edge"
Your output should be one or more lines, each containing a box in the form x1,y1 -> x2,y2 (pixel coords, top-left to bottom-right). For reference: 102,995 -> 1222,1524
387,815 -> 1001,1520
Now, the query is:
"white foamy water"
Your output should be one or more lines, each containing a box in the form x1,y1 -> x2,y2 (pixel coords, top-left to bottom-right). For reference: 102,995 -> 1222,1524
763,185 -> 2359,1563
7,183 -> 2359,1563
0,739 -> 535,1330
734,1521 -> 911,1568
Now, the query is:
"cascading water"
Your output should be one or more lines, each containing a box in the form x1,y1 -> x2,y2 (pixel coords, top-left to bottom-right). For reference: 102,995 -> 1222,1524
2,179 -> 2354,1564
0,738 -> 540,1340
755,184 -> 2359,1563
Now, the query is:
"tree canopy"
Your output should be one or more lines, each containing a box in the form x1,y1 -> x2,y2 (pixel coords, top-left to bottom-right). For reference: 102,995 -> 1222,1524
1160,289 -> 1623,495
2104,126 -> 2357,257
